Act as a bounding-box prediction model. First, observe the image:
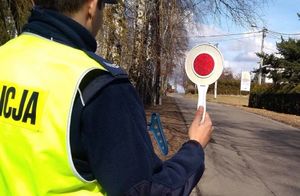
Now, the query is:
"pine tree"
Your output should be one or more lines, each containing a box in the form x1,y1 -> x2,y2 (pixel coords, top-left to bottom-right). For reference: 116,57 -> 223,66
256,38 -> 300,86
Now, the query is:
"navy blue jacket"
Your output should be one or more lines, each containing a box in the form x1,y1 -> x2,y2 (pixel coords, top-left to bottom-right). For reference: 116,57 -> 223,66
23,8 -> 205,196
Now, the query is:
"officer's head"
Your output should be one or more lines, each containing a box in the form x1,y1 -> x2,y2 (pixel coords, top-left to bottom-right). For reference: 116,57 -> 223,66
33,0 -> 118,36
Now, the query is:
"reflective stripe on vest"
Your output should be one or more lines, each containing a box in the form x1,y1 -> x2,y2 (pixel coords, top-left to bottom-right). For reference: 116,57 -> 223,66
0,34 -> 107,195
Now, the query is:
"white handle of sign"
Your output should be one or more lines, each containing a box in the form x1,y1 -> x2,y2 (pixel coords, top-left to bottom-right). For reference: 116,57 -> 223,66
197,84 -> 208,124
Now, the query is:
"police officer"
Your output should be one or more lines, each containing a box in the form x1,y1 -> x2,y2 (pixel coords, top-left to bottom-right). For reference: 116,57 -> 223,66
0,0 -> 213,195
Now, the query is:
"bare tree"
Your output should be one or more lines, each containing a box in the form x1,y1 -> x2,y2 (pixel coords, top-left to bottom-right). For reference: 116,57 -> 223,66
95,0 -> 268,105
0,0 -> 32,45
8,0 -> 32,34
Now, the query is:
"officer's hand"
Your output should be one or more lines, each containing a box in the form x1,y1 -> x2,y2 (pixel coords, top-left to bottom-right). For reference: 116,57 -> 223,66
188,106 -> 213,149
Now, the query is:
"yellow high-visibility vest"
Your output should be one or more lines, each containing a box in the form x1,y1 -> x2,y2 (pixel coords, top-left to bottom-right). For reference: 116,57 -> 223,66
0,33 -> 107,195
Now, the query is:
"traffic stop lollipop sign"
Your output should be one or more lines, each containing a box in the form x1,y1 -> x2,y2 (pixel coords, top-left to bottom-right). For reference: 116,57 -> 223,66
185,44 -> 224,123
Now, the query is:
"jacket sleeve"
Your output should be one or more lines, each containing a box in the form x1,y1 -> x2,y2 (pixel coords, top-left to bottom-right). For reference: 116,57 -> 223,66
80,80 -> 205,196
125,140 -> 205,196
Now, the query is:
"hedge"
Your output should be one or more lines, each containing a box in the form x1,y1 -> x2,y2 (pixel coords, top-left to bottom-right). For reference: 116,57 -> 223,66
207,79 -> 248,95
186,79 -> 250,95
249,84 -> 300,115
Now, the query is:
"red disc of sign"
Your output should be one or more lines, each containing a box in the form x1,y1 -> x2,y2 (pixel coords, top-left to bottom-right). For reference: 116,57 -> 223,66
193,53 -> 215,77
185,44 -> 223,85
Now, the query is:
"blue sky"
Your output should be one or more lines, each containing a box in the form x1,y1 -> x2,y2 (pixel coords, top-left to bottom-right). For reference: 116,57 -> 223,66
264,0 -> 299,33
187,0 -> 300,76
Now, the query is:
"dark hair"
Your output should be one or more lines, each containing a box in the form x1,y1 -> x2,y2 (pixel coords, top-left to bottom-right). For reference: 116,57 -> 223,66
34,0 -> 87,13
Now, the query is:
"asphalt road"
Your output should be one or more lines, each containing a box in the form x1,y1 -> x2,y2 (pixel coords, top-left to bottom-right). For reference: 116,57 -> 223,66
172,95 -> 300,196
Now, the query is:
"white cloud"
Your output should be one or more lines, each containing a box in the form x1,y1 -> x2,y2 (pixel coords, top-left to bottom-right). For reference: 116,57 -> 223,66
187,22 -> 278,75
234,52 -> 259,62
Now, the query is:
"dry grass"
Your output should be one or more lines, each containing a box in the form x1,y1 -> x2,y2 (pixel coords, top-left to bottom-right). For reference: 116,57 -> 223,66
237,106 -> 300,129
145,97 -> 190,160
206,94 -> 249,106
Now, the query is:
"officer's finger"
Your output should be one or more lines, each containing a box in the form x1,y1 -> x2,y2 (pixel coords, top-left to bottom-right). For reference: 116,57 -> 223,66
203,112 -> 212,125
192,106 -> 204,125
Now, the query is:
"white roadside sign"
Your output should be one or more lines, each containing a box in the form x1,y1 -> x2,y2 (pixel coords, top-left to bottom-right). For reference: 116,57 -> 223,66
240,71 -> 251,92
